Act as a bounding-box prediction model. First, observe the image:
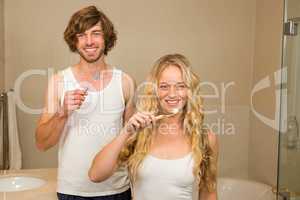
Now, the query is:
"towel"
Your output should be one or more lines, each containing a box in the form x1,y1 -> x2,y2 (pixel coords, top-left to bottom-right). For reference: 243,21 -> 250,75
0,103 -> 3,168
7,91 -> 22,169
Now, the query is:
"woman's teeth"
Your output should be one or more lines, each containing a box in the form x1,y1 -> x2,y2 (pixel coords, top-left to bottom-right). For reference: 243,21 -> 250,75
165,99 -> 179,105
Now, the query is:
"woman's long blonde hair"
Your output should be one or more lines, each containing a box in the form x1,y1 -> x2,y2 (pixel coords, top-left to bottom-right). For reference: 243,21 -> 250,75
119,54 -> 217,193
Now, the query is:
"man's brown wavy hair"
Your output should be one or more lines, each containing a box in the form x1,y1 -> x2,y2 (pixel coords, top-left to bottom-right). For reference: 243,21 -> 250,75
64,5 -> 117,55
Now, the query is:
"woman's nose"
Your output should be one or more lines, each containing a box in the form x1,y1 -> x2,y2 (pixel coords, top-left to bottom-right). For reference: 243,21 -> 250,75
168,86 -> 177,97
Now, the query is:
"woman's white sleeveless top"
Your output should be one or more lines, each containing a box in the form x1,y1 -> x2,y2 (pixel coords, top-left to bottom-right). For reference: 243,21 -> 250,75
134,152 -> 199,200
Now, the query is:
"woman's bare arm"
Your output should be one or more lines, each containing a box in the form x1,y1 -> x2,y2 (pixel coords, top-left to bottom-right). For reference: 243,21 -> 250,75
199,131 -> 219,200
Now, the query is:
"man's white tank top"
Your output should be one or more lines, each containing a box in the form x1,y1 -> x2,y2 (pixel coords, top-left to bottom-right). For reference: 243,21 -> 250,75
134,152 -> 199,200
57,67 -> 130,197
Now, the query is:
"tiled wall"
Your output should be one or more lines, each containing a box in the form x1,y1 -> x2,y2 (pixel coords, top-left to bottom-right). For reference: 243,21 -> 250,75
4,0 -> 256,175
3,0 -> 285,188
248,0 -> 284,186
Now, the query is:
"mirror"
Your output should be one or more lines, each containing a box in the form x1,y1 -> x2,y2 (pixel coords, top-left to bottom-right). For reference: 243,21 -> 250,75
0,0 -> 285,199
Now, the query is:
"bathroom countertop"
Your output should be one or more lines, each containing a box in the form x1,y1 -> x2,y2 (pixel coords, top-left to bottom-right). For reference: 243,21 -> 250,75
0,168 -> 57,200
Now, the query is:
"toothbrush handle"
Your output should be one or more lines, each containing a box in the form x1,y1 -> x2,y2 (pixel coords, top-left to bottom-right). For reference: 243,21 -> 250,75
155,114 -> 175,120
155,115 -> 165,120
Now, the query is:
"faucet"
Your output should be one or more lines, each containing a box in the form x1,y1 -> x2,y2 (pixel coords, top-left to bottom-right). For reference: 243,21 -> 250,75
286,116 -> 300,149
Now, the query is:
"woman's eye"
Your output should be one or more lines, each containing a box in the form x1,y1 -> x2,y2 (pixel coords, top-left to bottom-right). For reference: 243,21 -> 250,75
159,85 -> 168,90
177,84 -> 186,89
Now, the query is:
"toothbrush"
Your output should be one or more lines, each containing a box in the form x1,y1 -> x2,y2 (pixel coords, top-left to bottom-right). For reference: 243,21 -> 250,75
155,108 -> 180,120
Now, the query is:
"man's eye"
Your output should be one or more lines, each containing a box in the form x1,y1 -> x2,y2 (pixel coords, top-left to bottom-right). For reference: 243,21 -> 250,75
93,31 -> 103,36
76,34 -> 85,38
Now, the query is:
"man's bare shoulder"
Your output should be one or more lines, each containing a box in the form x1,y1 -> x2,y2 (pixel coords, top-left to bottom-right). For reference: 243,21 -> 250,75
121,71 -> 136,103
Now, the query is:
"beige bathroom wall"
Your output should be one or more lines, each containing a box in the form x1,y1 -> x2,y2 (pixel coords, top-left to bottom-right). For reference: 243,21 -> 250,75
248,0 -> 284,186
4,0 -> 256,178
0,0 -> 4,168
0,0 -> 4,91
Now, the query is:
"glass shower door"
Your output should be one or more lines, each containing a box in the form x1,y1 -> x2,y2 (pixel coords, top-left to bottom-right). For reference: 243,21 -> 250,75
278,0 -> 300,199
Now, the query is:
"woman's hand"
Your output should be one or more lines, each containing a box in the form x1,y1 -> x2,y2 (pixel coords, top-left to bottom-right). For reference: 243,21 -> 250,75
89,112 -> 155,183
124,112 -> 156,134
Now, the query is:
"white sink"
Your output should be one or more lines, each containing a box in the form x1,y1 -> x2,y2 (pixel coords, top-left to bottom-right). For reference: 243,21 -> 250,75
0,176 -> 46,192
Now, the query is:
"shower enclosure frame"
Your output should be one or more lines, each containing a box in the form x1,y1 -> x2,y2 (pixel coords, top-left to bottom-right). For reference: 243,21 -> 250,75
277,0 -> 300,199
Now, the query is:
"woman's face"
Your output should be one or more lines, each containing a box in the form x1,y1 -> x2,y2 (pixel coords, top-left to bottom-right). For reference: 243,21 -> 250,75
157,65 -> 188,114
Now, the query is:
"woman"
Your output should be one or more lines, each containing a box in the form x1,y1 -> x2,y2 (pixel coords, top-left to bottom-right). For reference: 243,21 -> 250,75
89,54 -> 219,200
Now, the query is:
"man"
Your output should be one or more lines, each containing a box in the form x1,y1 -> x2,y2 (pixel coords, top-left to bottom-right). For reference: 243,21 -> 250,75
35,5 -> 134,200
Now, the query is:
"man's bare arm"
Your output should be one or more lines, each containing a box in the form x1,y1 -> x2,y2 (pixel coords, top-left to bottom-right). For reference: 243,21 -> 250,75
35,74 -> 86,151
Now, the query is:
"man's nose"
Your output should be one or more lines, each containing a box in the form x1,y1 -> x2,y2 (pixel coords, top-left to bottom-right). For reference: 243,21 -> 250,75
86,34 -> 93,45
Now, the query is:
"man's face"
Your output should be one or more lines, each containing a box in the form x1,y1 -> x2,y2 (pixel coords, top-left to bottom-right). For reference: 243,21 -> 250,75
76,22 -> 105,63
